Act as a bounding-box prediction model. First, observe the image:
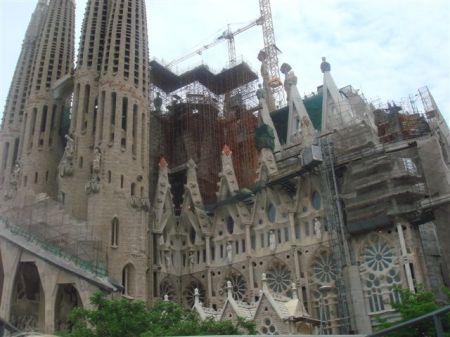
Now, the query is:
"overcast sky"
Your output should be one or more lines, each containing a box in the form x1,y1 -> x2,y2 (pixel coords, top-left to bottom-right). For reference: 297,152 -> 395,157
0,0 -> 449,124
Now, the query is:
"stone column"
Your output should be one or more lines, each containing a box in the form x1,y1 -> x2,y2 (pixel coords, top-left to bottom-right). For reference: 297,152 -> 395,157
396,221 -> 415,292
0,241 -> 21,320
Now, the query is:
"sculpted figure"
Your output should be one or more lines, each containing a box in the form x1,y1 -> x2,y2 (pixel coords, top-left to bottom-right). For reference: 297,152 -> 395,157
226,242 -> 233,263
269,230 -> 276,250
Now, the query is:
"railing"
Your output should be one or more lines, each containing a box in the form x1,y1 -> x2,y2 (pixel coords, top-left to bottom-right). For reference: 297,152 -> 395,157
368,304 -> 450,337
0,216 -> 108,277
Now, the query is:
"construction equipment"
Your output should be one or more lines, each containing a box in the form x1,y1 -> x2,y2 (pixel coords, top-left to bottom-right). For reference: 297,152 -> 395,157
259,0 -> 284,102
166,17 -> 262,69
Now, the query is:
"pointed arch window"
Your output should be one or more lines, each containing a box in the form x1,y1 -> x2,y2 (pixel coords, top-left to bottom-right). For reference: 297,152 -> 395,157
111,217 -> 119,247
267,203 -> 276,223
226,216 -> 234,234
122,263 -> 136,297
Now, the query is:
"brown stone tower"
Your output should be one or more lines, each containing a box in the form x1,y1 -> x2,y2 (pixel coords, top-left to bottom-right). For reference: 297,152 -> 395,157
58,0 -> 109,219
84,0 -> 151,300
0,0 -> 48,198
18,0 -> 75,199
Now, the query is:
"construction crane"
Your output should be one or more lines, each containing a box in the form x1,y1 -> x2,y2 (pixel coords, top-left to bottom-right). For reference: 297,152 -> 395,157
166,0 -> 284,105
259,0 -> 284,104
166,17 -> 263,69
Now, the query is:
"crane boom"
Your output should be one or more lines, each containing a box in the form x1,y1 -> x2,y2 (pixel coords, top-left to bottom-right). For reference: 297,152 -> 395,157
167,17 -> 262,69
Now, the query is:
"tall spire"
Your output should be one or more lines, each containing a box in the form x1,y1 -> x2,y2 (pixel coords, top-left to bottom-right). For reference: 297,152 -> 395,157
0,0 -> 48,193
84,0 -> 151,300
17,0 -> 75,199
320,57 -> 354,132
58,0 -> 110,219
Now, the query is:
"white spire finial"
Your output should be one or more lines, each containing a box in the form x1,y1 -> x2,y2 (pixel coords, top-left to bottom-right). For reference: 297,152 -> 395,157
194,288 -> 200,305
261,273 -> 268,291
226,280 -> 233,299
291,282 -> 298,300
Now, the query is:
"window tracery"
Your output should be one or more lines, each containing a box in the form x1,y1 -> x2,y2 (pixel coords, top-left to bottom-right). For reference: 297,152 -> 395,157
359,236 -> 401,313
266,263 -> 291,294
221,273 -> 247,300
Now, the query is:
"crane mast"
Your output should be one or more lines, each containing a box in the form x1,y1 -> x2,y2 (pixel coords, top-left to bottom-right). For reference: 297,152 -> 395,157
259,0 -> 284,105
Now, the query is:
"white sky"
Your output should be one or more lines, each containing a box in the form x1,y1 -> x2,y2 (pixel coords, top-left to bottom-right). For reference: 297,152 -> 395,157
0,0 -> 449,123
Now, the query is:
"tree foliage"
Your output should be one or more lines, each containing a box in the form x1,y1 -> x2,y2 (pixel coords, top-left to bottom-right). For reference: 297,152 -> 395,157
59,292 -> 256,337
376,286 -> 450,337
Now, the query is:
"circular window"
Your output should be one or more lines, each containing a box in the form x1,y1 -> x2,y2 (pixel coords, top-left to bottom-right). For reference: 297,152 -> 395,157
311,191 -> 321,210
184,281 -> 205,307
267,203 -> 276,223
222,274 -> 247,300
226,216 -> 234,234
160,281 -> 176,301
266,264 -> 291,293
312,253 -> 336,284
363,239 -> 394,272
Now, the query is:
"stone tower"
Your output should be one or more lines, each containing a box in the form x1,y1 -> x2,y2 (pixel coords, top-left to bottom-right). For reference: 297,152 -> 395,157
18,0 -> 75,200
0,0 -> 48,198
58,0 -> 109,219
84,0 -> 151,300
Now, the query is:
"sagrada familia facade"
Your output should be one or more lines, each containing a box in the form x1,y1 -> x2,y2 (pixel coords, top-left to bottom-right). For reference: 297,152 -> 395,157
0,0 -> 449,335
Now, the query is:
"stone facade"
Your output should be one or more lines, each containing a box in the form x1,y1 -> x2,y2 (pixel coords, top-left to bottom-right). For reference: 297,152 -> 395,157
0,0 -> 449,335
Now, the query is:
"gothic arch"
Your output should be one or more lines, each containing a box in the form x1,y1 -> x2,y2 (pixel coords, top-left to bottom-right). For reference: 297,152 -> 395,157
54,283 -> 83,332
358,234 -> 401,314
10,262 -> 45,332
122,263 -> 137,297
182,277 -> 205,308
159,277 -> 177,302
308,249 -> 338,334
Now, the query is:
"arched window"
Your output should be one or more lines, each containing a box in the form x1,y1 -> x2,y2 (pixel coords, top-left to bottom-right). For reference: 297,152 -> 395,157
111,217 -> 119,247
267,203 -> 276,223
226,216 -> 234,234
122,263 -> 136,297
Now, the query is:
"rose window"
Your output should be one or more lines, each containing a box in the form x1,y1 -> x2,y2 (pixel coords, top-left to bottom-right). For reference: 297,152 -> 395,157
363,240 -> 394,272
312,253 -> 336,284
222,274 -> 247,300
183,280 -> 205,307
160,281 -> 176,301
266,264 -> 291,293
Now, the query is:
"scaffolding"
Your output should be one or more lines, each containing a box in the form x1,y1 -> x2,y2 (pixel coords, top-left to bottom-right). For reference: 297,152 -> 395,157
0,199 -> 106,276
319,137 -> 351,334
150,61 -> 259,207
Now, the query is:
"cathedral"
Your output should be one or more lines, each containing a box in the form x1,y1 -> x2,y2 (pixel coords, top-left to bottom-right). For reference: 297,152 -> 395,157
0,0 -> 449,335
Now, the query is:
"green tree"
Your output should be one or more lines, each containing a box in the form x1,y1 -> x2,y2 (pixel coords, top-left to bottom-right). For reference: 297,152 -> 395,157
377,286 -> 450,337
59,292 -> 256,337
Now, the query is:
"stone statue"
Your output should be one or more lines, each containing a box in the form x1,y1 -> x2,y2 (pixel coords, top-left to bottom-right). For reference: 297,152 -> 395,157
257,50 -> 275,111
280,63 -> 297,102
85,174 -> 100,194
320,57 -> 331,73
93,146 -> 101,173
11,160 -> 22,185
154,92 -> 163,112
269,230 -> 276,250
64,134 -> 74,159
256,83 -> 266,103
165,251 -> 171,268
314,218 -> 322,239
189,251 -> 196,267
226,242 -> 233,263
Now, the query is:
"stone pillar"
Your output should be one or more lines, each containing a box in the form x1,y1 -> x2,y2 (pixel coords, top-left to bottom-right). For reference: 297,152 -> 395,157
396,221 -> 415,292
343,265 -> 372,334
0,241 -> 21,320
